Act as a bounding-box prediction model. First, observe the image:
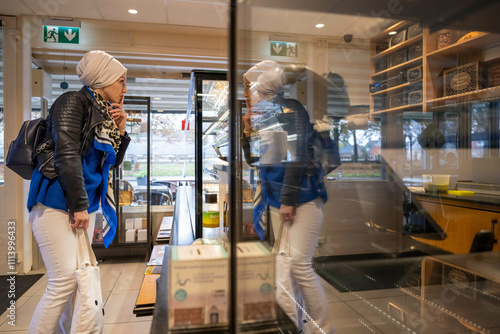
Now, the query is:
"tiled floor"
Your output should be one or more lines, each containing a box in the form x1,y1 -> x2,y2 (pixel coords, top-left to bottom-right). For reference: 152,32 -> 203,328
0,257 -> 152,334
0,256 -> 461,334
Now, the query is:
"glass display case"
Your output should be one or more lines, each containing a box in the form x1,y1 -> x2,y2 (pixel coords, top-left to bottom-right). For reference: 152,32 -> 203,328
93,96 -> 152,252
190,70 -> 230,240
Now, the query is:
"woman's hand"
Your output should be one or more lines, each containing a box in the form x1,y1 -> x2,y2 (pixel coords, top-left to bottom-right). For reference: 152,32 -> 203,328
110,95 -> 126,132
243,107 -> 256,136
280,204 -> 296,223
70,210 -> 90,230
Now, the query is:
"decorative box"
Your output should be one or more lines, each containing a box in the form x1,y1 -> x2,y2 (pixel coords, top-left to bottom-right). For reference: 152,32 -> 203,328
389,91 -> 407,109
387,70 -> 407,88
408,90 -> 423,104
408,65 -> 423,81
389,30 -> 406,47
390,49 -> 407,68
409,81 -> 422,93
408,43 -> 422,60
376,39 -> 389,53
373,96 -> 386,111
407,23 -> 422,39
444,61 -> 484,96
375,58 -> 387,72
486,58 -> 500,87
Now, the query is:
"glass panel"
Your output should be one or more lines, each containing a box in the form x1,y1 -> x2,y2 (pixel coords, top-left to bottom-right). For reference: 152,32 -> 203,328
0,26 -> 3,185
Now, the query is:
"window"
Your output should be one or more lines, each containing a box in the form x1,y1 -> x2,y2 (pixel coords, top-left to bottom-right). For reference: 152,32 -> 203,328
471,102 -> 491,158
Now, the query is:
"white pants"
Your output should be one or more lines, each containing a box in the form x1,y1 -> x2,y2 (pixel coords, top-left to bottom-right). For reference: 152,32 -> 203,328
28,203 -> 96,334
271,198 -> 331,334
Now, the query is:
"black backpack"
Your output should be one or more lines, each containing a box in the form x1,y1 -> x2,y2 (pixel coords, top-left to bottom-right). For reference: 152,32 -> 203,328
6,117 -> 55,180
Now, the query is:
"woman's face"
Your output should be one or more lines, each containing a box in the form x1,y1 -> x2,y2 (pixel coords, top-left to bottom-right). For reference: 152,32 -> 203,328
243,76 -> 263,108
97,75 -> 127,103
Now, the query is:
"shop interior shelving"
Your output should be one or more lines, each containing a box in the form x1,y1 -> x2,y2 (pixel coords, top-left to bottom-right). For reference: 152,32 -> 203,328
369,21 -> 500,114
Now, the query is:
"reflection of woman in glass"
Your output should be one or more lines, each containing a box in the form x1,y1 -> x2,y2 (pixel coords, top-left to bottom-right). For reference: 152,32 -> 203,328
242,61 -> 331,334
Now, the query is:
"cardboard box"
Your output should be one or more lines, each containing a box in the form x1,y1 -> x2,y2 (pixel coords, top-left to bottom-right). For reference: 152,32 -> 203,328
169,245 -> 228,329
236,242 -> 276,322
137,229 -> 148,242
125,218 -> 134,230
134,218 -> 144,230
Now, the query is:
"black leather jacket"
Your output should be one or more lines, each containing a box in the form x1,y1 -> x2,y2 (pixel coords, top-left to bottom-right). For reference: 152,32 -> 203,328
36,87 -> 130,213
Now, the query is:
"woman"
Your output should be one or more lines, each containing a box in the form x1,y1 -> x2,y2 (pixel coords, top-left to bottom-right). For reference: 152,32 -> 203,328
27,50 -> 130,333
242,61 -> 331,334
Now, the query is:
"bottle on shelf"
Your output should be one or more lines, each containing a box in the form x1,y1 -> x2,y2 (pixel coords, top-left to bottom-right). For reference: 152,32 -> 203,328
203,193 -> 220,242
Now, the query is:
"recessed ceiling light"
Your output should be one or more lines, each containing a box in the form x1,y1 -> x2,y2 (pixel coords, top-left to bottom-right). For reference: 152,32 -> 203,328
388,31 -> 397,35
128,9 -> 138,14
316,24 -> 325,28
153,97 -> 161,100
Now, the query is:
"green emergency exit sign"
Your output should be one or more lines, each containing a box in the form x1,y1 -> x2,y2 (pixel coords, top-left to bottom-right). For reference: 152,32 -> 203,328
44,26 -> 79,44
270,41 -> 298,57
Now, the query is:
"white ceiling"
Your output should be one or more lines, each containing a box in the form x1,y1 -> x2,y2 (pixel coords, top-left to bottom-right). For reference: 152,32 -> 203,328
0,0 -> 391,38
1,0 -> 394,112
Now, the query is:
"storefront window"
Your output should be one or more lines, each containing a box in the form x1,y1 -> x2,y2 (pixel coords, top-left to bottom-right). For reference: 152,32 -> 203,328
471,102 -> 491,158
336,117 -> 382,179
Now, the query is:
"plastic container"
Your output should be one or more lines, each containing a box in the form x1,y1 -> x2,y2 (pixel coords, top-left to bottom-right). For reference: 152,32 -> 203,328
203,193 -> 220,240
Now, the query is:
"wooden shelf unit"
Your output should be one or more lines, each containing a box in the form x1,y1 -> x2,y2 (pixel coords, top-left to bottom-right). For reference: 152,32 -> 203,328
369,22 -> 500,114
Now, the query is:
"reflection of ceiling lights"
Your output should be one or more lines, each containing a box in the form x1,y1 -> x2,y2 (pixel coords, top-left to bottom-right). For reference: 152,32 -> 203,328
153,97 -> 161,100
128,9 -> 138,14
316,23 -> 325,28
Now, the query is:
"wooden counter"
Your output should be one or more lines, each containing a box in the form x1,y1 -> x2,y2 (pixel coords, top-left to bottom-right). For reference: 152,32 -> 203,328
410,188 -> 500,254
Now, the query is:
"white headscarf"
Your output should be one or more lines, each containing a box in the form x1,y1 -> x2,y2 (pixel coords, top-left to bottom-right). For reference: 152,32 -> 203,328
76,50 -> 127,88
244,60 -> 285,96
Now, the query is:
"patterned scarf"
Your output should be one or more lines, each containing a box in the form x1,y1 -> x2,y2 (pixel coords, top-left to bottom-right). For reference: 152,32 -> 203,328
89,87 -> 122,247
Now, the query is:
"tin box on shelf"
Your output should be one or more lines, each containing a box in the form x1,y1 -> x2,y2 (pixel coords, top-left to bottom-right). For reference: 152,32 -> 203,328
389,30 -> 406,47
408,65 -> 423,81
375,58 -> 387,73
390,49 -> 407,68
407,23 -> 422,39
443,61 -> 485,96
388,91 -> 408,109
408,43 -> 422,60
